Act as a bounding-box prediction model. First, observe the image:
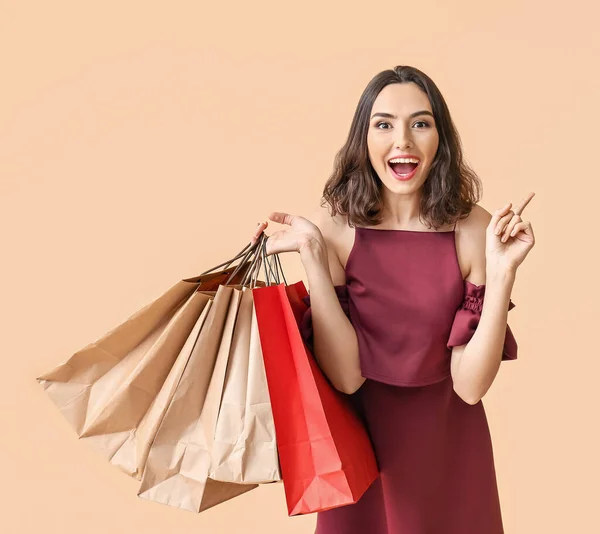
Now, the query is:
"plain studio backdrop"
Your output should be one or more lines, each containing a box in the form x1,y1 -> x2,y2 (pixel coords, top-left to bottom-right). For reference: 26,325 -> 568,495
1,1 -> 598,533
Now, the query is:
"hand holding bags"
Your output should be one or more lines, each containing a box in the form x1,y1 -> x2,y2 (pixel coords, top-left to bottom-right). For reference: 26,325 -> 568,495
36,230 -> 378,515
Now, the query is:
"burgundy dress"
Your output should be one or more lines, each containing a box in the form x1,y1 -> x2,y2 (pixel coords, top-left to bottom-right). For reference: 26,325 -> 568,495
299,225 -> 517,534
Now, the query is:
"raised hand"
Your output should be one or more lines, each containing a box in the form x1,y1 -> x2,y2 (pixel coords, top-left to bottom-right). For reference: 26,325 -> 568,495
486,192 -> 536,274
250,212 -> 325,256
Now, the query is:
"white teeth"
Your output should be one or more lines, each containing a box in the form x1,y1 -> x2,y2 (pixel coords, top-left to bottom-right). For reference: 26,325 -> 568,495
389,157 -> 420,164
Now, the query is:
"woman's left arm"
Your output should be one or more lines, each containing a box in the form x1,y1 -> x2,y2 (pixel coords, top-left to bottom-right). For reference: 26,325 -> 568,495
451,192 -> 536,405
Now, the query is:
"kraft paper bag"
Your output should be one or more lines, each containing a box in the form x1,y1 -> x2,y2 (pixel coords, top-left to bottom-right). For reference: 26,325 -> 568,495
209,286 -> 281,484
137,284 -> 257,513
36,264 -> 251,479
111,298 -> 213,478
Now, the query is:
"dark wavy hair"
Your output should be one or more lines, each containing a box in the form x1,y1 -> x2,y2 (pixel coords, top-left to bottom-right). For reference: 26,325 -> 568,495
321,65 -> 482,230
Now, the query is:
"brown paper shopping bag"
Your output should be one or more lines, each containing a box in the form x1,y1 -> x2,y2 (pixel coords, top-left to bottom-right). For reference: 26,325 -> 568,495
137,284 -> 257,512
111,295 -> 214,478
36,245 -> 255,480
209,286 -> 281,484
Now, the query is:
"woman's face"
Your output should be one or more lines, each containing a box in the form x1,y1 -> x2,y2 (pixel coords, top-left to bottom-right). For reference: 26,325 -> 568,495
366,82 -> 439,195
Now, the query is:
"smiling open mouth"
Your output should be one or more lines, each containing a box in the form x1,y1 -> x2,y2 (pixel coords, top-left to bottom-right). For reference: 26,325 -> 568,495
388,158 -> 420,179
389,161 -> 418,174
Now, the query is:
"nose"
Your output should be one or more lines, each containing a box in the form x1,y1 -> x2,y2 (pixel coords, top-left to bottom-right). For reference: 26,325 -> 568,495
394,127 -> 413,149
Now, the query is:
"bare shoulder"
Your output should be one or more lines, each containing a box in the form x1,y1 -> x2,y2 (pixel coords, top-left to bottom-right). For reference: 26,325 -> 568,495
307,202 -> 336,232
456,204 -> 492,284
306,202 -> 351,240
460,203 -> 492,232
305,202 -> 352,285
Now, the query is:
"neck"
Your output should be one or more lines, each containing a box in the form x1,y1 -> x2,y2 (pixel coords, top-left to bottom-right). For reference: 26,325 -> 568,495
380,190 -> 423,227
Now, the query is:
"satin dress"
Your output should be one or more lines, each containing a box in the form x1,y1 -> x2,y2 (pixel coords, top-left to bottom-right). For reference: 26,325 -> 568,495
299,224 -> 517,534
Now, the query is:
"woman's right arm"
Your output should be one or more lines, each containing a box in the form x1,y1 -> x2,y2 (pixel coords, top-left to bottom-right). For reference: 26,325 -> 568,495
299,231 -> 365,395
251,211 -> 365,394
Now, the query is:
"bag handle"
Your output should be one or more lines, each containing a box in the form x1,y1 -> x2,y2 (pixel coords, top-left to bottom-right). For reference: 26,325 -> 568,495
224,237 -> 265,285
241,233 -> 288,288
238,232 -> 269,287
259,234 -> 287,286
197,230 -> 287,288
197,240 -> 256,277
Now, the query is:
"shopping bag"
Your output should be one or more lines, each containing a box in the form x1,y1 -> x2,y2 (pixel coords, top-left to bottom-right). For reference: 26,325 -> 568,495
252,280 -> 379,516
208,286 -> 281,484
112,292 -> 214,478
36,256 -> 254,480
137,284 -> 258,512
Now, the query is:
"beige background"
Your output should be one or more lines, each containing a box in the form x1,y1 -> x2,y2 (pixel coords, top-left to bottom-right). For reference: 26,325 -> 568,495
1,1 -> 598,532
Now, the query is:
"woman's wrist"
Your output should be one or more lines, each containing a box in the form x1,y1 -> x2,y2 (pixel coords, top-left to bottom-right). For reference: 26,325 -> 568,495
484,267 -> 516,309
299,238 -> 332,281
486,266 -> 516,286
299,236 -> 327,263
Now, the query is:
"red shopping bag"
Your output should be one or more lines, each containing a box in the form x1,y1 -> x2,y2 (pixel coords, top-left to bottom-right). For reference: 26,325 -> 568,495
252,280 -> 379,516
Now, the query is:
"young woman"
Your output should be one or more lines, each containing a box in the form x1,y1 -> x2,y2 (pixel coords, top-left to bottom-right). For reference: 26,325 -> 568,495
250,65 -> 535,534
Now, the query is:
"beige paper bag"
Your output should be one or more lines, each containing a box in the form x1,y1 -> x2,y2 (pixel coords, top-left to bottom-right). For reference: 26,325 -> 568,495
209,287 -> 281,484
36,265 -> 251,479
111,297 -> 213,478
137,284 -> 257,512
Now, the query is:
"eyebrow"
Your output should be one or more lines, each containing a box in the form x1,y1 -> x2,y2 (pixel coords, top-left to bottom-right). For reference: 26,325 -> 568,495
370,110 -> 434,120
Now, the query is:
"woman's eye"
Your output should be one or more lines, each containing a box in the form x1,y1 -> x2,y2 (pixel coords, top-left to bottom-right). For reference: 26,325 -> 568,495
375,120 -> 430,130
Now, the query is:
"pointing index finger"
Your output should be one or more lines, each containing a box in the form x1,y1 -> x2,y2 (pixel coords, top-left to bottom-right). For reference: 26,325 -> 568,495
512,192 -> 535,216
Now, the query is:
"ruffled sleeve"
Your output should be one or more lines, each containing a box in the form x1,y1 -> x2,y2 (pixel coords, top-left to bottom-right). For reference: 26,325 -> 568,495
299,284 -> 351,353
446,280 -> 518,361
